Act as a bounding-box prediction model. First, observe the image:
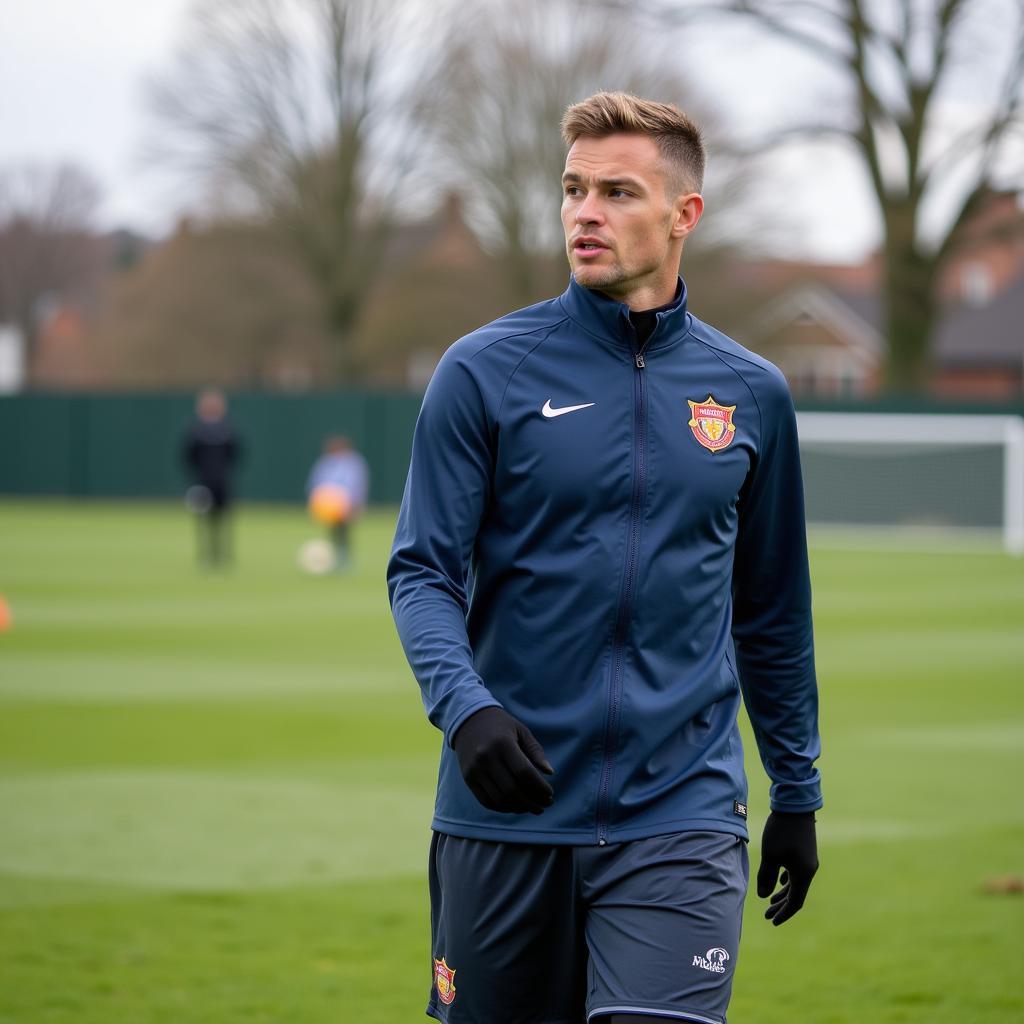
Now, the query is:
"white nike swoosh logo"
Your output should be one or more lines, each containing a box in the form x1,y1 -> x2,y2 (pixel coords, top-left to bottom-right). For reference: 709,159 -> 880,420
542,399 -> 596,419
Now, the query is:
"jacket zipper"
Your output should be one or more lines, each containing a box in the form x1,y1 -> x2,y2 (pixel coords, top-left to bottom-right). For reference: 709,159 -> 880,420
596,332 -> 650,844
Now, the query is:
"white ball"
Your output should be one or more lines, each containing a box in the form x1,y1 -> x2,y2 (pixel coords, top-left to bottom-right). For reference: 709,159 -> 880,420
185,485 -> 213,514
297,539 -> 336,575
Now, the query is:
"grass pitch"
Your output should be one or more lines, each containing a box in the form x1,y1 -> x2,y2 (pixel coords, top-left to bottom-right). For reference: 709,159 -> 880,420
0,500 -> 1021,1023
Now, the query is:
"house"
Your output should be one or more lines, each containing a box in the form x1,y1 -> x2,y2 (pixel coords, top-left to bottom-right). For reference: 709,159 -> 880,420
28,229 -> 151,390
352,193 -> 563,388
739,192 -> 1024,398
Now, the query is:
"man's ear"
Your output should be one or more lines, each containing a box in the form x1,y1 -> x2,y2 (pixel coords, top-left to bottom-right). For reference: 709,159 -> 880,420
671,193 -> 704,239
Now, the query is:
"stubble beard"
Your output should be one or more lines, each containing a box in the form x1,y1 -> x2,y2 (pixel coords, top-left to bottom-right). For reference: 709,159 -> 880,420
572,253 -> 666,302
566,227 -> 672,298
571,258 -> 627,293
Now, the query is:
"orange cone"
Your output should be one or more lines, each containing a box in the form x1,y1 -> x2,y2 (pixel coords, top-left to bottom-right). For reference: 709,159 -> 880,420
0,596 -> 11,632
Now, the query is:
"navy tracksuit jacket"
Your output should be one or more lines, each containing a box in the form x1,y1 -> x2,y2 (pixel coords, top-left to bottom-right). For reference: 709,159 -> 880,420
387,277 -> 822,845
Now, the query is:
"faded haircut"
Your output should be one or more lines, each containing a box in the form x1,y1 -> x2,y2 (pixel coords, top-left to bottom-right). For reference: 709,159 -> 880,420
561,91 -> 705,194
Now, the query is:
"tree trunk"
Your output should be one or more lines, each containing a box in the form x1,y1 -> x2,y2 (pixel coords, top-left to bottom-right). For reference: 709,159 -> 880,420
881,202 -> 938,392
325,291 -> 359,385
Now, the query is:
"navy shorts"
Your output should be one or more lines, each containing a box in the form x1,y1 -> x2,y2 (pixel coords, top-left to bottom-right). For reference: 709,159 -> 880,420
427,830 -> 748,1024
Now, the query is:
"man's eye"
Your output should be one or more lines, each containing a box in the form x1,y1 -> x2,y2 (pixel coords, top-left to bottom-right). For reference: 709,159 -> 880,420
610,188 -> 628,198
565,186 -> 582,196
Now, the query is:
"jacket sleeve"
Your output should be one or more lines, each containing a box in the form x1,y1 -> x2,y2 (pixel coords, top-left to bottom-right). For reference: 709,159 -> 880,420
387,348 -> 503,744
732,377 -> 823,813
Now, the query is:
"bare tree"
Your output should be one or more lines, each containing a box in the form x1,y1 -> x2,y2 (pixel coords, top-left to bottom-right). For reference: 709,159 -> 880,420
618,0 -> 1024,389
436,0 -> 753,306
90,219 -> 329,390
148,0 -> 449,381
0,162 -> 103,382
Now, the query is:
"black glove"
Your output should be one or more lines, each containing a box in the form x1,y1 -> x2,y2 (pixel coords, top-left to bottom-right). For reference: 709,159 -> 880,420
756,810 -> 819,926
451,707 -> 555,815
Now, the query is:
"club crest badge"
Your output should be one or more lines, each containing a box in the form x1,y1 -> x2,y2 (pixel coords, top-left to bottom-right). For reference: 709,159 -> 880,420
433,956 -> 457,1005
687,396 -> 737,453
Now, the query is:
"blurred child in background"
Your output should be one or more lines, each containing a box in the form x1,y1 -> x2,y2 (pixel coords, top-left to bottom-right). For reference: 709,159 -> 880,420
306,435 -> 369,571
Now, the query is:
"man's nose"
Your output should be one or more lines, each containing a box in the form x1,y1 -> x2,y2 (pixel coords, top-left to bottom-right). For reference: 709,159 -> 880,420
575,194 -> 604,225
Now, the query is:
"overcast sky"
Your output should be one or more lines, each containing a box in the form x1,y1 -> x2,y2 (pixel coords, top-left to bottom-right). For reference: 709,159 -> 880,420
1,0 -> 1015,263
1,1 -> 189,226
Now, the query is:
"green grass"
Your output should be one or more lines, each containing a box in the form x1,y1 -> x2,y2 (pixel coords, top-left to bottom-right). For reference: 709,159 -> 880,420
0,500 -> 1022,1023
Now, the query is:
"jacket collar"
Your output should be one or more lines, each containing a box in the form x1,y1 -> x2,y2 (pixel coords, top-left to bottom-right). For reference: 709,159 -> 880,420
559,274 -> 690,351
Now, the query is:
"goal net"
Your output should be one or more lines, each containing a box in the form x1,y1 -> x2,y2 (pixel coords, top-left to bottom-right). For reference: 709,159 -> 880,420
795,413 -> 1024,555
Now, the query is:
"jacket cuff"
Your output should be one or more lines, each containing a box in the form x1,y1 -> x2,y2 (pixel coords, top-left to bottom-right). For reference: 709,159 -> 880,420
444,696 -> 504,748
769,777 -> 823,813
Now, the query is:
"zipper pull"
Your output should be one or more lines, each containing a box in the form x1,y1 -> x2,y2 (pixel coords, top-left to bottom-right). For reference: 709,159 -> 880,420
635,351 -> 645,369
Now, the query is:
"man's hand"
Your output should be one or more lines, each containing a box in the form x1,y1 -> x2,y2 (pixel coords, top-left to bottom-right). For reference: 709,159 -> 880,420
756,810 -> 818,926
452,707 -> 555,815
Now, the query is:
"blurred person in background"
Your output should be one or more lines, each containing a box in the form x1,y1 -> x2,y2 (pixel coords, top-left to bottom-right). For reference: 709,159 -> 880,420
389,92 -> 821,1024
182,388 -> 243,568
306,435 -> 369,571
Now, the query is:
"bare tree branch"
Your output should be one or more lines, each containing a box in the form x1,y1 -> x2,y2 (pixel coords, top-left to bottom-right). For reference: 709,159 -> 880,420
147,0 -> 452,380
934,18 -> 1024,265
605,0 -> 854,67
615,0 -> 1024,388
433,0 -> 758,303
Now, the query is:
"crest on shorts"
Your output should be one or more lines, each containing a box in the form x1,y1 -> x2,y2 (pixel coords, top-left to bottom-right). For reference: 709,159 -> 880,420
433,957 -> 457,1005
687,395 -> 737,453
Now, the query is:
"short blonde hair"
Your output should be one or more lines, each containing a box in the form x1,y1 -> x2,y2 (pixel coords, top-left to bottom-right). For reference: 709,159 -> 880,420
561,91 -> 705,193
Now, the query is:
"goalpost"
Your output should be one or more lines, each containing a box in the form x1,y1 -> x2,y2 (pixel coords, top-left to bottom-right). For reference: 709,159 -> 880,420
795,412 -> 1024,556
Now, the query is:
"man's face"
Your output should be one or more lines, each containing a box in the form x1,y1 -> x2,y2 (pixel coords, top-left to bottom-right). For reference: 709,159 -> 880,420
561,133 -> 696,302
198,391 -> 226,422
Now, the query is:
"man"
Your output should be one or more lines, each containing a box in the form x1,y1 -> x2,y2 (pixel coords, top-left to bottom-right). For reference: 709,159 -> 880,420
182,388 -> 242,567
388,92 -> 821,1024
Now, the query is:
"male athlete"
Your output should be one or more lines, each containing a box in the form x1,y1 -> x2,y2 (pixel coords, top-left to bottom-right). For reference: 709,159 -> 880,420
182,388 -> 242,568
388,92 -> 822,1024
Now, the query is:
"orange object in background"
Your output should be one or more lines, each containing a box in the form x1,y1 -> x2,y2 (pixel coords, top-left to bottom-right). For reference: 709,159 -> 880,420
0,595 -> 11,632
308,484 -> 353,526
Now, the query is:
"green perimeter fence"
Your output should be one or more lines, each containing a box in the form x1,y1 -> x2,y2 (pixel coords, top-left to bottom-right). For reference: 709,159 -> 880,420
0,392 -> 422,505
2,392 -> 1023,506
